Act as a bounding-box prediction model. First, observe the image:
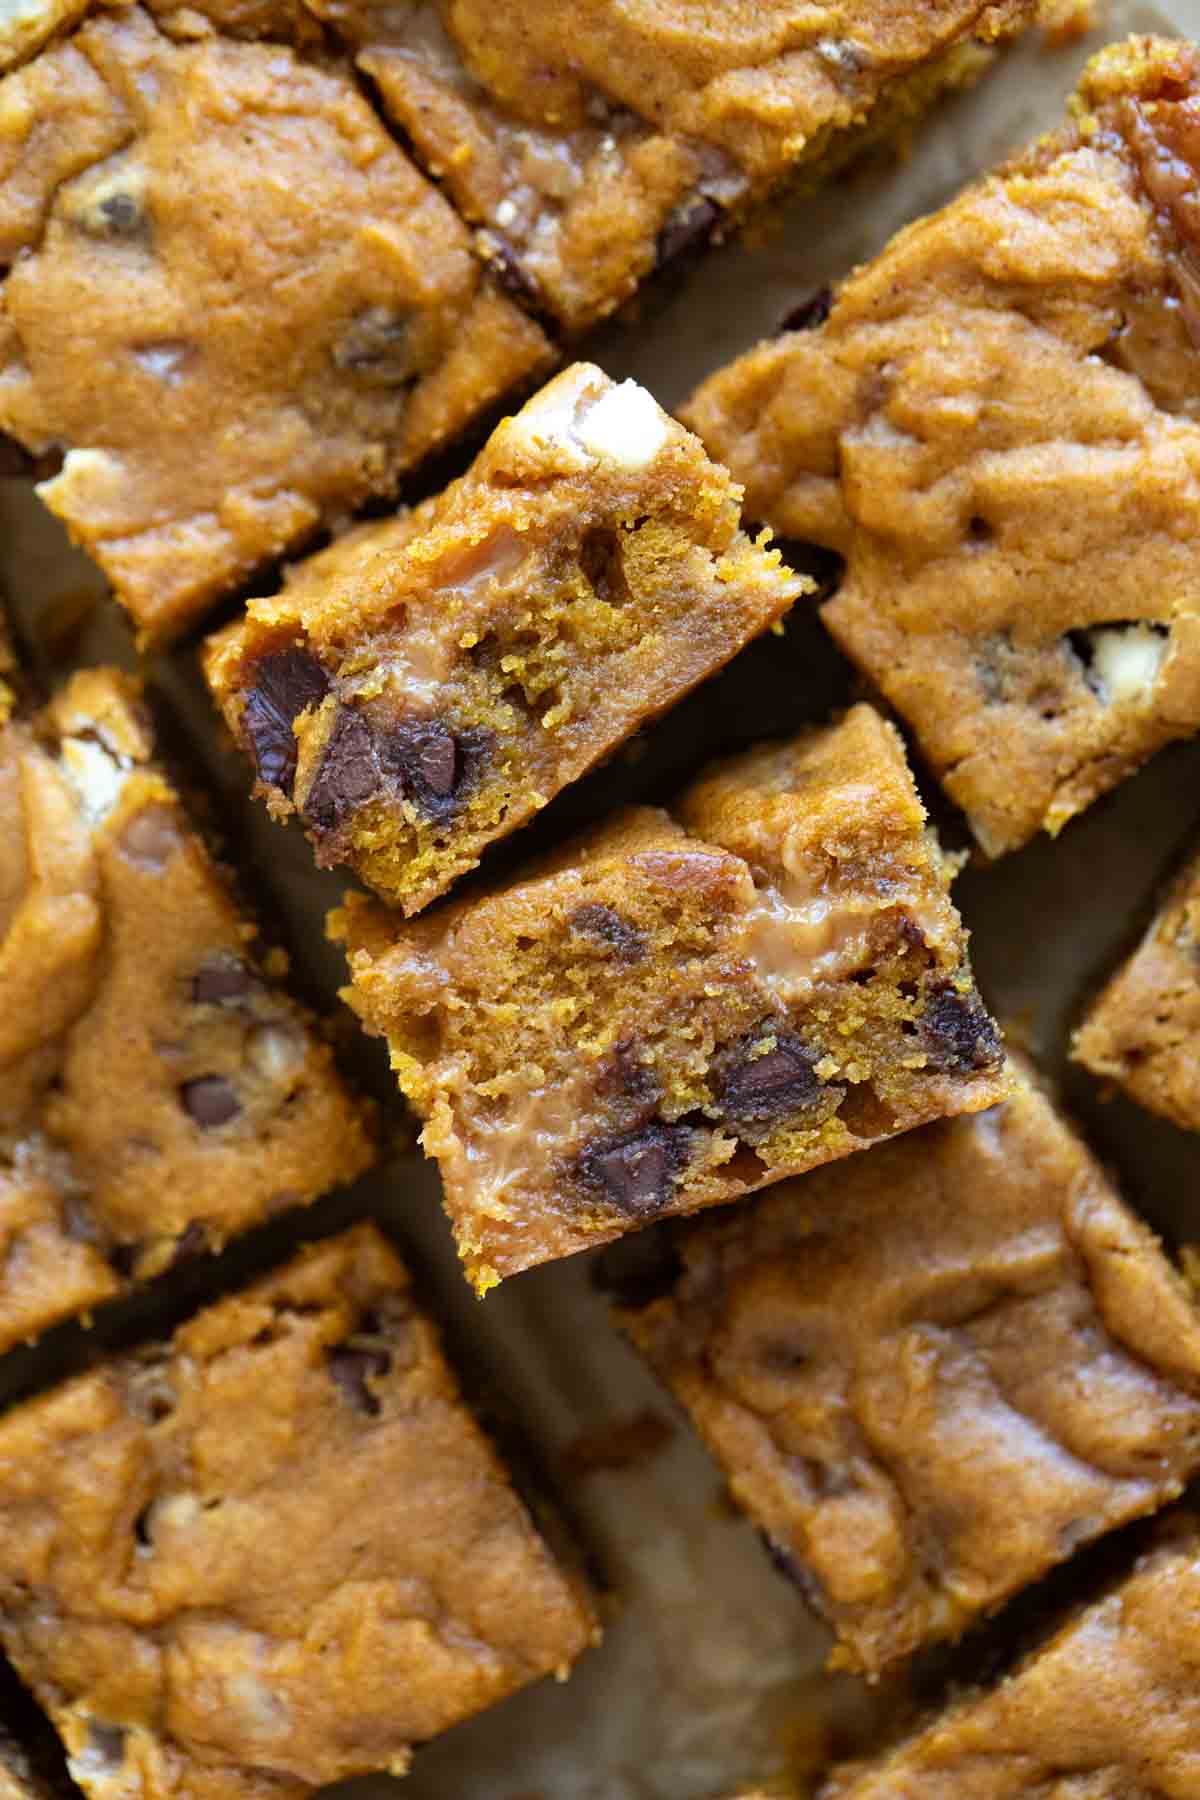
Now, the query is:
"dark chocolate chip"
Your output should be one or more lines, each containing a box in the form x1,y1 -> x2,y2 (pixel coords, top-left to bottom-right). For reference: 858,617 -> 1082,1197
333,307 -> 419,387
326,1345 -> 392,1417
180,1075 -> 242,1129
577,1121 -> 690,1217
381,718 -> 479,820
243,648 -> 329,796
569,903 -> 644,962
191,957 -> 252,1006
100,193 -> 142,235
778,284 -> 833,334
302,707 -> 382,832
719,1033 -> 822,1127
481,230 -> 544,311
654,196 -> 722,272
921,986 -> 1003,1074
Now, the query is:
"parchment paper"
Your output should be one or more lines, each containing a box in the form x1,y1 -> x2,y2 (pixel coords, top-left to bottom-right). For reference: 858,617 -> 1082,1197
4,5 -> 1200,1793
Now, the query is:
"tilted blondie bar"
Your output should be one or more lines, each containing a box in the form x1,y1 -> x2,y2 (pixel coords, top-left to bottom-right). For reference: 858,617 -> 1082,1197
330,0 -> 1037,336
0,5 -> 549,643
334,703 -> 1007,1292
0,664 -> 373,1351
0,1225 -> 596,1800
1074,839 -> 1200,1132
685,36 -> 1200,856
205,363 -> 808,916
622,1068 -> 1200,1676
821,1514 -> 1200,1797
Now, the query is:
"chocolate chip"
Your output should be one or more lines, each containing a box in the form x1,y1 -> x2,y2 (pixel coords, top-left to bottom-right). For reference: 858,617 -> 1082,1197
333,307 -> 419,387
191,957 -> 252,1006
719,1033 -> 822,1128
326,1345 -> 391,1417
577,1122 -> 690,1217
654,196 -> 721,272
243,648 -> 329,796
381,718 -> 481,820
570,903 -> 644,962
99,193 -> 142,236
180,1075 -> 242,1129
921,986 -> 1003,1074
302,707 -> 382,832
778,284 -> 832,333
481,231 -> 544,311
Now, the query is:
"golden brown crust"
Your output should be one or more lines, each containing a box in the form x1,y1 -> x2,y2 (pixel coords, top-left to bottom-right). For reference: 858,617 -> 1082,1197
0,6 -> 550,643
821,1513 -> 1200,1796
684,36 -> 1200,857
1073,842 -> 1200,1131
204,364 -> 806,916
346,0 -> 1037,334
0,665 -> 374,1350
623,1067 -> 1200,1675
0,1225 -> 596,1800
334,703 -> 1007,1291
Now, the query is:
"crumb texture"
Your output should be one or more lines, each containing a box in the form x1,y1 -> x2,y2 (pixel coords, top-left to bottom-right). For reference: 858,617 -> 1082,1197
336,703 -> 1006,1289
625,1070 -> 1200,1674
205,363 -> 806,916
0,1227 -> 595,1800
0,666 -> 372,1350
684,36 -> 1200,855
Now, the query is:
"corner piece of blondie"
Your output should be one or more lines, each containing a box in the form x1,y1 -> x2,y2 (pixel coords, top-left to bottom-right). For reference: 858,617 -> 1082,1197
0,663 -> 374,1351
820,1513 -> 1200,1796
1073,839 -> 1200,1131
205,362 -> 807,916
684,35 -> 1200,856
0,4 -> 550,643
622,1065 -> 1200,1675
0,1225 -> 597,1800
334,703 -> 1007,1292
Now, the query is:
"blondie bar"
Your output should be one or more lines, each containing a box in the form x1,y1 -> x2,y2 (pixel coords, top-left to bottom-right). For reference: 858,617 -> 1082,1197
685,36 -> 1200,856
1074,839 -> 1200,1132
821,1514 -> 1200,1796
623,1068 -> 1200,1675
336,0 -> 1037,336
0,5 -> 549,643
205,364 -> 807,916
0,664 -> 373,1351
0,1225 -> 596,1799
335,703 -> 1007,1292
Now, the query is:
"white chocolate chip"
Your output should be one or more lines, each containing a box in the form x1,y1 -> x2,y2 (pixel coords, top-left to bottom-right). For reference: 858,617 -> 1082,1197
1085,623 -> 1169,705
60,734 -> 127,821
38,446 -> 125,511
576,380 -> 671,469
248,1022 -> 305,1085
494,197 -> 517,228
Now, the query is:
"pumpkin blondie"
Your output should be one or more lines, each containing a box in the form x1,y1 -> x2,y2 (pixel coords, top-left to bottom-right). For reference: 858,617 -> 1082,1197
335,703 -> 1007,1292
205,363 -> 807,916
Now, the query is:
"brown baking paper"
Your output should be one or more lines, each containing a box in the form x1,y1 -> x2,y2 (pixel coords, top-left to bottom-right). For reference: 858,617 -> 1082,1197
3,2 -> 1200,1792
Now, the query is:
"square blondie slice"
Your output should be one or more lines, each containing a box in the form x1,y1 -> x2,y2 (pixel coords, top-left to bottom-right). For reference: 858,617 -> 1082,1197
0,664 -> 374,1353
323,0 -> 1038,336
334,703 -> 1007,1292
204,363 -> 807,916
820,1514 -> 1200,1797
684,36 -> 1200,857
0,1225 -> 597,1800
622,1067 -> 1200,1676
0,5 -> 550,644
1073,840 -> 1200,1132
